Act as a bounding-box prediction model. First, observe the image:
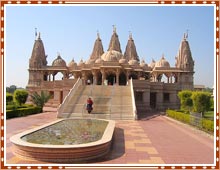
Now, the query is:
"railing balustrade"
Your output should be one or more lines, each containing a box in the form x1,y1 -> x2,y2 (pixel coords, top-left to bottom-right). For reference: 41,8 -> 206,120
57,78 -> 82,117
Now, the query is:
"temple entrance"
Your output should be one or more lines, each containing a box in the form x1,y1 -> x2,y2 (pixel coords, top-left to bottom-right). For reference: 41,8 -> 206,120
87,73 -> 93,85
150,92 -> 156,109
119,72 -> 127,85
97,71 -> 102,85
106,74 -> 116,85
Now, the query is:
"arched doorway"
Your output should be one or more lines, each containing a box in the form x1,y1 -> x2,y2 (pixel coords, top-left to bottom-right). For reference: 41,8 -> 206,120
87,73 -> 93,85
106,73 -> 116,85
97,71 -> 102,85
119,72 -> 127,85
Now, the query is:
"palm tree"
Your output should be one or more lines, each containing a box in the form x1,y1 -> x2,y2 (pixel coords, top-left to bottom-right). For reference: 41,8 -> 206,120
30,91 -> 51,111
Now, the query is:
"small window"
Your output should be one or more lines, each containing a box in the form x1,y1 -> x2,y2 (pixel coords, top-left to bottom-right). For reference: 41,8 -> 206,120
163,93 -> 170,102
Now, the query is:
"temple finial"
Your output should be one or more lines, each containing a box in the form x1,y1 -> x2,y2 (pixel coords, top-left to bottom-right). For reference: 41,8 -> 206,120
183,29 -> 189,40
38,32 -> 41,40
112,25 -> 116,33
129,31 -> 132,39
97,30 -> 100,39
35,28 -> 37,39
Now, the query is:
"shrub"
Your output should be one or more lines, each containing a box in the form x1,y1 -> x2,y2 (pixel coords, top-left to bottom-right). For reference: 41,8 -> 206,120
6,92 -> 13,105
166,109 -> 214,134
166,110 -> 191,124
6,106 -> 42,119
178,90 -> 193,112
191,91 -> 211,116
30,91 -> 51,109
14,89 -> 28,106
200,119 -> 214,133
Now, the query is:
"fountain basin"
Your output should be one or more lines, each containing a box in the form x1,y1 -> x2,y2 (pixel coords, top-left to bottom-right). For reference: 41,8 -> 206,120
10,118 -> 115,163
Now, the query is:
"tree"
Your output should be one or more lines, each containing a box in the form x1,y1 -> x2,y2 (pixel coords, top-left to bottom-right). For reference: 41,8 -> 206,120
178,90 -> 193,112
30,91 -> 51,110
6,85 -> 17,94
191,91 -> 211,116
14,89 -> 28,106
6,92 -> 13,105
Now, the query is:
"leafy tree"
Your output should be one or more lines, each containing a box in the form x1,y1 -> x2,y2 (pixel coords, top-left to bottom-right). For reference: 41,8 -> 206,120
14,89 -> 28,106
6,85 -> 17,94
210,97 -> 214,111
6,92 -> 13,105
191,91 -> 211,116
178,90 -> 193,112
30,91 -> 51,110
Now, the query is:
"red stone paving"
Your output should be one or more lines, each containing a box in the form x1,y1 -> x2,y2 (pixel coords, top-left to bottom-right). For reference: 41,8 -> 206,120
5,107 -> 214,165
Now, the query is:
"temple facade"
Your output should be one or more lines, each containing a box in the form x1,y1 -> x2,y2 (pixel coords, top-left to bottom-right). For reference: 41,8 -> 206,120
26,27 -> 194,112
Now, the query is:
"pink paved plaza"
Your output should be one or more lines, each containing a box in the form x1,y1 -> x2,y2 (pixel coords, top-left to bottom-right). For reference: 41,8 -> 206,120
6,107 -> 214,166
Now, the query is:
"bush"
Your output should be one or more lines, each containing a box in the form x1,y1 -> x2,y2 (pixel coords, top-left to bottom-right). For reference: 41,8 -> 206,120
191,92 -> 211,116
6,106 -> 42,119
166,110 -> 191,124
178,90 -> 193,112
166,109 -> 214,134
30,91 -> 51,108
14,89 -> 28,106
200,119 -> 214,133
6,92 -> 13,105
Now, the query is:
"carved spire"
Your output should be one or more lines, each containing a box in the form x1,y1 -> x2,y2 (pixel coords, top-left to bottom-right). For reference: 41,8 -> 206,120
29,32 -> 47,68
88,31 -> 104,61
175,32 -> 194,71
124,32 -> 139,61
108,25 -> 122,53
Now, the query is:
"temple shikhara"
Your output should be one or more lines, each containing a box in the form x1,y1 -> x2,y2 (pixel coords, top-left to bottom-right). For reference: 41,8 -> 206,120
27,27 -> 194,119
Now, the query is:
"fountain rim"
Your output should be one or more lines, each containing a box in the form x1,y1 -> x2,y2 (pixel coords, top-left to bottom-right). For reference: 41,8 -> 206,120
10,118 -> 115,149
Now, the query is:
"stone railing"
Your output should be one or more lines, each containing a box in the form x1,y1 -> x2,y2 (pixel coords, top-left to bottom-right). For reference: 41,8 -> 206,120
57,78 -> 82,117
130,78 -> 137,120
42,79 -> 77,89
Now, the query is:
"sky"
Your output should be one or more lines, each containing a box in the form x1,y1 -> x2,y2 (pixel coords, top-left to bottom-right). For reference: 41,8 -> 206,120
5,4 -> 215,88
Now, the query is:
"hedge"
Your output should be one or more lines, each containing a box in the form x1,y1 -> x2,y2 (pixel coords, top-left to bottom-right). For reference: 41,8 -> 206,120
6,107 -> 42,119
166,110 -> 191,124
166,109 -> 214,134
6,104 -> 34,110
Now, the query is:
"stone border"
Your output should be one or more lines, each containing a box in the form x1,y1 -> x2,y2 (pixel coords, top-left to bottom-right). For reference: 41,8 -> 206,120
10,118 -> 115,163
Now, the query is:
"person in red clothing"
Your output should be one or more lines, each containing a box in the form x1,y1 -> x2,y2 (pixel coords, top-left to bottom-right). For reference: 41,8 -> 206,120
86,97 -> 93,113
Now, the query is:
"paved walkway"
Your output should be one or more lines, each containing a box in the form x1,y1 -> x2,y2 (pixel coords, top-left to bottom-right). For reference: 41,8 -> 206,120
6,107 -> 214,165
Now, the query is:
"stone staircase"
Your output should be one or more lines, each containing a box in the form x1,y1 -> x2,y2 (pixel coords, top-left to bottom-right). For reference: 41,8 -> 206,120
57,85 -> 135,120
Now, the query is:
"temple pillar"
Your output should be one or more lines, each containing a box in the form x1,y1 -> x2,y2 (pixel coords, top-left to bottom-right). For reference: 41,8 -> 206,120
116,69 -> 120,85
92,71 -> 97,85
101,70 -> 106,85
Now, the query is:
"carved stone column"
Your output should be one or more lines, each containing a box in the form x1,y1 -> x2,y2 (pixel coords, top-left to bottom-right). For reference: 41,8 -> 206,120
92,70 -> 97,85
116,69 -> 120,85
101,69 -> 106,85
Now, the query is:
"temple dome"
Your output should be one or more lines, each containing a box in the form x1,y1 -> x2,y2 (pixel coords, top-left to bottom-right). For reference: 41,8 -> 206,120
78,59 -> 85,66
85,59 -> 95,64
128,59 -> 139,65
119,57 -> 128,64
95,58 -> 103,64
155,56 -> 170,68
68,59 -> 77,68
52,54 -> 66,67
140,60 -> 148,69
101,50 -> 123,62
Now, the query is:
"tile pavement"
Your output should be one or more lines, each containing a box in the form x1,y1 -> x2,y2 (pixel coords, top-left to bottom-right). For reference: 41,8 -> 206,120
5,107 -> 214,165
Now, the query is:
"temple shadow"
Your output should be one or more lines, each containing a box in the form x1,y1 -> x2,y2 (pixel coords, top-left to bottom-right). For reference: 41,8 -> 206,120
85,127 -> 125,163
138,111 -> 166,121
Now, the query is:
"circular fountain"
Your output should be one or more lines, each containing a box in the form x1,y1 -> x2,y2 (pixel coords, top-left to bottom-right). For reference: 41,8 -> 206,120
10,118 -> 115,163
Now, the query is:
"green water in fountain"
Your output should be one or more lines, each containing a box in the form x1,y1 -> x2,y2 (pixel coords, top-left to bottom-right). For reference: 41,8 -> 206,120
21,119 -> 108,145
